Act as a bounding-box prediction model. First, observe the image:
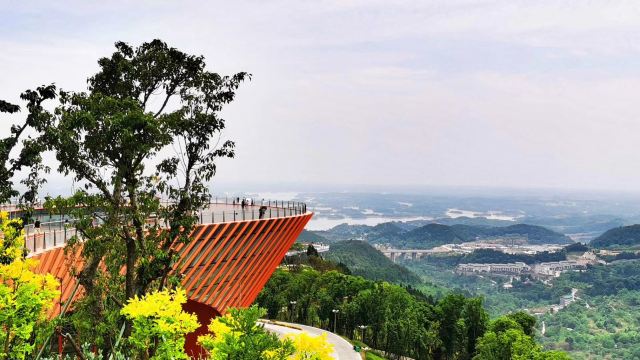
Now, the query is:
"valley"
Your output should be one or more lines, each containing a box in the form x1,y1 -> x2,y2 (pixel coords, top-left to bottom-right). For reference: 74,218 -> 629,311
291,192 -> 640,359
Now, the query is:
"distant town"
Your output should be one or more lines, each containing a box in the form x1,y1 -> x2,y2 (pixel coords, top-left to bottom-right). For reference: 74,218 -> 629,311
375,240 -> 603,280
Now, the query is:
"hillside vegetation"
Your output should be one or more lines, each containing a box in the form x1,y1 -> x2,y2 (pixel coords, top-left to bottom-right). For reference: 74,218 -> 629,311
398,224 -> 572,248
257,266 -> 568,360
295,229 -> 329,243
324,240 -> 421,284
315,221 -> 572,249
590,224 -> 640,248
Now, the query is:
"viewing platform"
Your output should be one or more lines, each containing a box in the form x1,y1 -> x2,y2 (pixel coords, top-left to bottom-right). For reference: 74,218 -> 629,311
15,197 -> 307,255
22,196 -> 312,356
18,198 -> 310,309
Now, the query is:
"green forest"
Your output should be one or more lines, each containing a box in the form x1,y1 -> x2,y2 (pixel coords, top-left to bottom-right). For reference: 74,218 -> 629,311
314,222 -> 572,248
398,245 -> 640,359
590,224 -> 640,248
323,240 -> 421,284
257,253 -> 569,360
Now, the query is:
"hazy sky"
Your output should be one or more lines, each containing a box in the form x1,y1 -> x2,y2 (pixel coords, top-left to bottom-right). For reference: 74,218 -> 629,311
2,1 -> 640,193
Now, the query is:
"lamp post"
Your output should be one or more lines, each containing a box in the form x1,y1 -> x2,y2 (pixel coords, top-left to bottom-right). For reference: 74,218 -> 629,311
332,309 -> 340,333
358,325 -> 368,343
290,301 -> 297,323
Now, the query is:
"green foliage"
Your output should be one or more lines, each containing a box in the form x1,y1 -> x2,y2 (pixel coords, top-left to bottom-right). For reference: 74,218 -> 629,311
410,251 -> 640,359
599,251 -> 640,262
538,263 -> 640,359
405,258 -> 571,316
313,222 -> 571,248
295,230 -> 328,244
564,242 -> 589,253
306,244 -> 319,258
365,352 -> 387,360
256,267 -> 534,360
463,298 -> 489,358
41,343 -> 126,360
474,315 -> 570,360
358,223 -> 572,249
0,85 -> 56,203
324,240 -> 421,284
590,224 -> 640,249
461,249 -> 566,265
9,39 -> 250,356
198,306 -> 295,360
564,262 -> 640,297
0,213 -> 60,360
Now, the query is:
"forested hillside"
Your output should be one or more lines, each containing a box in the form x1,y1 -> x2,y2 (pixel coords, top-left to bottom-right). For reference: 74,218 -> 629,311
295,229 -> 329,243
324,240 -> 421,284
313,221 -> 571,248
590,224 -> 640,248
257,266 -> 568,360
538,262 -> 640,359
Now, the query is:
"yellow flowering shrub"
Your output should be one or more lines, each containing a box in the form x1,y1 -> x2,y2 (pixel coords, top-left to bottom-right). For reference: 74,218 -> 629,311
198,306 -> 295,360
285,332 -> 333,360
0,212 -> 60,360
198,306 -> 333,360
120,288 -> 199,360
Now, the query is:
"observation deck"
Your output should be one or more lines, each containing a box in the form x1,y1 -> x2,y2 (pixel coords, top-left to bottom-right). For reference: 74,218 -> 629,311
19,198 -> 308,255
21,197 -> 312,324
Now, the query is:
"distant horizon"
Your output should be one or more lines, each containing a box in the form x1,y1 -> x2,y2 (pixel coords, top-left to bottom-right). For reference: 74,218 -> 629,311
32,178 -> 640,200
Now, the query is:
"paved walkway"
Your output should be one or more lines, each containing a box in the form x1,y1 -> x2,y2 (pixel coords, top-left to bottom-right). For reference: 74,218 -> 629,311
259,320 -> 361,360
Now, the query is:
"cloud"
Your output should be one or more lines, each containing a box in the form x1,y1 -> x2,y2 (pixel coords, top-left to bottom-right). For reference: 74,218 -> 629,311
2,1 -> 640,193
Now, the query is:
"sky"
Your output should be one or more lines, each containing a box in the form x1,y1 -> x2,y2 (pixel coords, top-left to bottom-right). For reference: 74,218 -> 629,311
2,0 -> 640,194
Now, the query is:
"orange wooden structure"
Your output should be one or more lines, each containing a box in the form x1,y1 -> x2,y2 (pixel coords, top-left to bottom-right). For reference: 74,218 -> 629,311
31,211 -> 313,357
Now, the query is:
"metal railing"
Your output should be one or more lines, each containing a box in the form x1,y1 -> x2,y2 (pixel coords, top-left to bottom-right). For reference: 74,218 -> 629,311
24,196 -> 308,256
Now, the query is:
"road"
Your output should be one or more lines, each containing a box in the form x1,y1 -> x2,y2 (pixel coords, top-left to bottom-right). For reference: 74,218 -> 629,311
259,320 -> 361,360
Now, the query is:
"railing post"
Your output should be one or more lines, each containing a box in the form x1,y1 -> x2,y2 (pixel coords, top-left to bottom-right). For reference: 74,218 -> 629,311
223,212 -> 226,222
54,230 -> 56,247
233,212 -> 236,221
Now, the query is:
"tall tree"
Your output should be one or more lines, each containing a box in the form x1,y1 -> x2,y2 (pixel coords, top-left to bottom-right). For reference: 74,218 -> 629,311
0,86 -> 56,204
462,297 -> 488,360
37,39 -> 248,353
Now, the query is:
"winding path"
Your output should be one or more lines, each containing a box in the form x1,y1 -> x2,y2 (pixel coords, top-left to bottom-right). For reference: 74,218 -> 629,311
259,320 -> 361,360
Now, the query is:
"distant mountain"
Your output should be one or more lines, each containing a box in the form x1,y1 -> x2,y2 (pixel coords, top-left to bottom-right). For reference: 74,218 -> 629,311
374,223 -> 573,248
324,240 -> 421,284
296,229 -> 329,243
314,223 -> 370,242
477,224 -> 574,245
429,216 -> 515,227
396,223 -> 466,248
590,225 -> 640,249
312,220 -> 573,249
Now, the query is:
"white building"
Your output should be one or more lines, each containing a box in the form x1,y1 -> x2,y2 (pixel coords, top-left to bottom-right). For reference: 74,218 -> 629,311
457,262 -> 530,275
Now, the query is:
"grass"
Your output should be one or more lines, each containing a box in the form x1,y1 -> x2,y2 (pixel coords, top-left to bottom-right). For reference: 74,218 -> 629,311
366,352 -> 387,360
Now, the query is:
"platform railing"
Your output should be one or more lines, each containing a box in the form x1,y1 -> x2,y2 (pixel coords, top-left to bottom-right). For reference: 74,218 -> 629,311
24,196 -> 308,255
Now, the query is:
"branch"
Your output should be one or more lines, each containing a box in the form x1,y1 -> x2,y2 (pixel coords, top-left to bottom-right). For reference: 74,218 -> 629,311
60,332 -> 87,360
